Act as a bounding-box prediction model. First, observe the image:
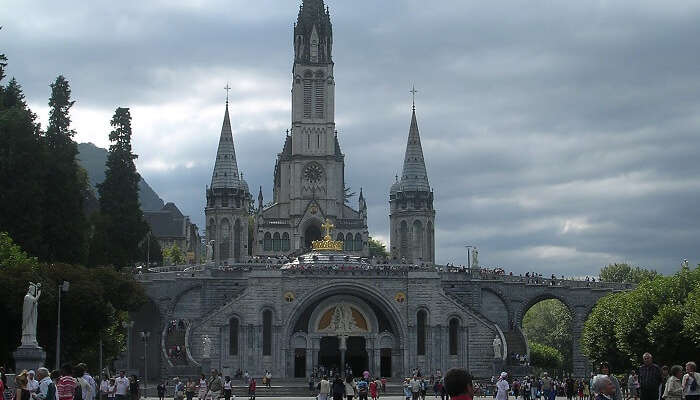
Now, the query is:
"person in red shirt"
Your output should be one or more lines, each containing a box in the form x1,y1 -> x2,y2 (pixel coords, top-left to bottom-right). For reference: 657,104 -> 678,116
444,368 -> 475,400
56,364 -> 77,400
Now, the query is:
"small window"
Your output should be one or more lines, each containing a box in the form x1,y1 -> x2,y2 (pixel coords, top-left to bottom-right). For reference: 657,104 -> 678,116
262,310 -> 272,356
449,318 -> 459,355
264,232 -> 272,251
273,233 -> 281,251
229,317 -> 239,356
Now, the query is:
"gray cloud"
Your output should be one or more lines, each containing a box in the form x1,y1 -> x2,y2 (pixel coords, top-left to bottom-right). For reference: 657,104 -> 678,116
4,0 -> 700,275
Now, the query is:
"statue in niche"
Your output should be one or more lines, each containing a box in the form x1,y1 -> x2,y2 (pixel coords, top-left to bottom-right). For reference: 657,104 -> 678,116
492,336 -> 502,359
202,335 -> 212,358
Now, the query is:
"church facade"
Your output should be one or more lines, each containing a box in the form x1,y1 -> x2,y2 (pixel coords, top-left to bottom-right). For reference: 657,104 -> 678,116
126,0 -> 631,384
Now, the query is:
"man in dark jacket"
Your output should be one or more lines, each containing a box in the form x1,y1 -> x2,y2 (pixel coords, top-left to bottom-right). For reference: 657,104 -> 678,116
638,353 -> 661,400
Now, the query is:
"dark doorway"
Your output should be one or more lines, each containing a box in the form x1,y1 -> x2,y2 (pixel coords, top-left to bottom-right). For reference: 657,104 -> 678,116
346,337 -> 368,377
380,348 -> 392,377
319,337 -> 340,372
294,348 -> 306,378
304,224 -> 322,249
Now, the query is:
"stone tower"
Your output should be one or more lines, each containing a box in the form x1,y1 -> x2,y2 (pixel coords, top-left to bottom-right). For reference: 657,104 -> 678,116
389,105 -> 435,263
205,100 -> 251,264
254,0 -> 368,256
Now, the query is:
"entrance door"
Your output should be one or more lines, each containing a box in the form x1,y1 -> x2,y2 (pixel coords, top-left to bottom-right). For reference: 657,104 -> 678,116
304,224 -> 322,250
380,348 -> 391,377
319,337 -> 340,372
294,348 -> 306,378
346,337 -> 368,377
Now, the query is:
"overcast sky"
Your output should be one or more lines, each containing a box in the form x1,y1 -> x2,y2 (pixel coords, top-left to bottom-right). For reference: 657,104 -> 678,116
4,0 -> 700,275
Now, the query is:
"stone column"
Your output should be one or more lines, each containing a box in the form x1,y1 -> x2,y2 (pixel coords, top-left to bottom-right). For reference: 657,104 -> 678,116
373,337 -> 380,376
572,307 -> 589,378
306,347 -> 313,378
339,335 -> 347,374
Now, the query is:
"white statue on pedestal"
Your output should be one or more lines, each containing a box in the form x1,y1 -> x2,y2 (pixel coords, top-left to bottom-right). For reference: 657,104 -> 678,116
202,335 -> 211,358
22,282 -> 41,346
206,241 -> 214,263
492,336 -> 502,359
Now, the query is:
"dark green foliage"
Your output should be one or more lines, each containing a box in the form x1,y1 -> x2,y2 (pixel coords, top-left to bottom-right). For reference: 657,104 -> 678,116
529,342 -> 564,372
0,232 -> 147,370
40,76 -> 88,264
599,263 -> 659,284
138,232 -> 163,265
0,75 -> 45,257
90,108 -> 148,269
522,299 -> 573,372
582,264 -> 700,372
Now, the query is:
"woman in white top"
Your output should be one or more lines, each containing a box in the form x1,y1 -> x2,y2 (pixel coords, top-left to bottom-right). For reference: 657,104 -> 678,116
683,362 -> 700,400
662,365 -> 684,400
496,372 -> 510,400
198,375 -> 208,400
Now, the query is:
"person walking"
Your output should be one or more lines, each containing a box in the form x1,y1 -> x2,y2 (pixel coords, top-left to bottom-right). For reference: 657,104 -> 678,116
404,380 -> 413,400
496,373 -> 510,400
107,379 -> 116,400
247,378 -> 256,400
100,375 -> 111,400
185,379 -> 196,400
319,376 -> 331,400
36,368 -> 56,400
157,382 -> 166,400
411,377 -> 422,400
114,372 -> 128,400
128,376 -> 139,400
344,376 -> 357,400
264,372 -> 271,390
78,365 -> 96,400
638,354 -> 661,400
627,372 -> 639,400
370,379 -> 379,400
15,371 -> 31,400
208,370 -> 223,400
683,362 -> 700,400
57,365 -> 77,400
662,366 -> 683,400
223,376 -> 232,400
197,375 -> 207,400
332,376 -> 346,400
174,378 -> 184,400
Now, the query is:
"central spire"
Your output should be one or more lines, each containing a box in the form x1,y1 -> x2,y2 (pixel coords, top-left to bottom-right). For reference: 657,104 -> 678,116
294,0 -> 333,64
399,106 -> 430,192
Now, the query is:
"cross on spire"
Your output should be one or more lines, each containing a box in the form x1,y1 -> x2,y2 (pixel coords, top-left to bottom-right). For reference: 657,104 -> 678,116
410,84 -> 418,111
224,82 -> 231,104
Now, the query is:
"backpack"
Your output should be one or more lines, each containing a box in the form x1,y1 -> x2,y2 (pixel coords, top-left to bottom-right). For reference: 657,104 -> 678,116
74,383 -> 83,400
690,374 -> 698,392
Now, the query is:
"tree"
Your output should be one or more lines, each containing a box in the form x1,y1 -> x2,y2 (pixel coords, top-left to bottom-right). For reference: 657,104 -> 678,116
522,299 -> 573,372
40,75 -> 87,264
582,264 -> 700,371
137,232 -> 162,266
599,263 -> 659,284
163,243 -> 184,265
0,74 -> 44,257
529,342 -> 563,372
89,108 -> 147,268
368,237 -> 389,258
0,232 -> 147,370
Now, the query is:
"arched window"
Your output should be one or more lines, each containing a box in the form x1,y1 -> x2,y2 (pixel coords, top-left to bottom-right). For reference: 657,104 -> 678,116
282,233 -> 290,251
303,80 -> 312,118
427,221 -> 434,263
449,318 -> 460,355
413,220 -> 423,260
229,317 -> 239,356
273,232 -> 281,251
262,310 -> 272,356
220,219 -> 231,260
233,219 -> 242,262
417,310 -> 427,355
344,234 -> 353,251
354,233 -> 363,251
336,233 -> 344,242
400,221 -> 408,258
264,232 -> 272,251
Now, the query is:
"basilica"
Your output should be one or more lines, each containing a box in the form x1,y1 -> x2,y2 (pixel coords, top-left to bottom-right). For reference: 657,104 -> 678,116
204,0 -> 434,265
127,0 -> 617,383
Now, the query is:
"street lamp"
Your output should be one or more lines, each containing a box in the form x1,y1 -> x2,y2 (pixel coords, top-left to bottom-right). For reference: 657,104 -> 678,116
55,280 -> 69,369
465,245 -> 474,270
122,321 -> 134,370
140,331 -> 151,399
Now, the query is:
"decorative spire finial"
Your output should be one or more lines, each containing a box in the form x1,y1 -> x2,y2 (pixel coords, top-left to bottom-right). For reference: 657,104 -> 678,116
224,82 -> 231,104
410,84 -> 418,112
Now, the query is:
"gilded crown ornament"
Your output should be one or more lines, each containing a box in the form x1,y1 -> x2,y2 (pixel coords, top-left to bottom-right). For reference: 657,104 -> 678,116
312,219 -> 344,251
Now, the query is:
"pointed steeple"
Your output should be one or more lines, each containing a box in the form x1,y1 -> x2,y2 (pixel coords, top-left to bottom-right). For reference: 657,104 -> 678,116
399,108 -> 430,192
258,186 -> 264,209
294,0 -> 333,63
210,102 -> 241,189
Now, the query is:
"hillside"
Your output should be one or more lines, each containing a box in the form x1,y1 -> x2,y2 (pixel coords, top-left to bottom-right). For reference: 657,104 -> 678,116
77,142 -> 165,211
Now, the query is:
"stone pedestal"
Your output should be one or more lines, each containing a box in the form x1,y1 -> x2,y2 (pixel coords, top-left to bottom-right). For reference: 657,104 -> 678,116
492,359 -> 504,376
13,345 -> 46,372
200,358 -> 212,375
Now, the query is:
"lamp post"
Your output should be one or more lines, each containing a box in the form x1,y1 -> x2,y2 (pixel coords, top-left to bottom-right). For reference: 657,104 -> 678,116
55,280 -> 70,369
465,245 -> 474,270
140,331 -> 150,399
122,321 -> 134,370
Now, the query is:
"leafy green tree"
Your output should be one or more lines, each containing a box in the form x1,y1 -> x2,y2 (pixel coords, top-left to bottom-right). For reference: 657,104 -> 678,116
368,237 -> 389,258
599,263 -> 659,283
529,342 -> 563,372
582,264 -> 700,371
0,232 -> 146,370
523,299 -> 573,372
40,75 -> 87,264
138,232 -> 162,266
89,108 -> 147,269
0,74 -> 44,257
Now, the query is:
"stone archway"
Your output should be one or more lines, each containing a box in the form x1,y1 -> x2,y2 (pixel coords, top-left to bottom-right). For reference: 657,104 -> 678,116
284,284 -> 406,378
304,224 -> 322,250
